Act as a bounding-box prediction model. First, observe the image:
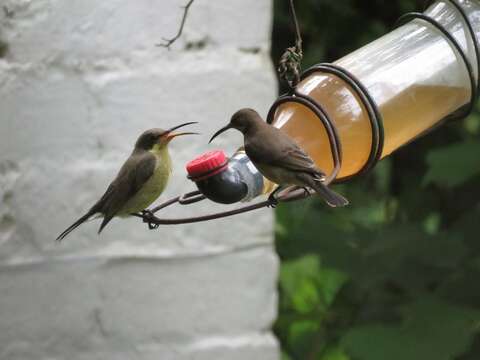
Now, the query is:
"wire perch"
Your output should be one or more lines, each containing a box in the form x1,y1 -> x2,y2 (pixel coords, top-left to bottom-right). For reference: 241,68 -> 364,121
133,187 -> 312,227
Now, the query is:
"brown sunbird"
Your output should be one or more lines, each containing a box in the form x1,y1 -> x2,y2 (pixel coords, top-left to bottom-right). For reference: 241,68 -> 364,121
209,108 -> 348,207
56,123 -> 198,241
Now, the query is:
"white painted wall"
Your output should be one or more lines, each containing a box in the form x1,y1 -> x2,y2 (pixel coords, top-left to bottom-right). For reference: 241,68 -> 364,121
0,0 -> 279,359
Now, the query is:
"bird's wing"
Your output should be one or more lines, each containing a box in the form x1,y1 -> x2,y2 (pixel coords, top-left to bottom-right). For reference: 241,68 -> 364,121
277,144 -> 320,173
95,151 -> 157,229
246,129 -> 324,177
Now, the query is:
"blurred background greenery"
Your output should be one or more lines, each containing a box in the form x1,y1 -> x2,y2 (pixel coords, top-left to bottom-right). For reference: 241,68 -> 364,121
271,1 -> 480,359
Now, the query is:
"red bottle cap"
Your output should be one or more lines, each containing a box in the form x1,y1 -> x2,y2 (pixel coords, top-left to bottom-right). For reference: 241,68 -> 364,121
186,150 -> 229,181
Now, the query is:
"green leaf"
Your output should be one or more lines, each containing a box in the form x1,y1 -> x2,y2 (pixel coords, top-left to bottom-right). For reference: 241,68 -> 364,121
292,279 -> 321,314
341,296 -> 480,360
280,255 -> 321,296
423,212 -> 441,235
423,141 -> 480,187
280,256 -> 349,313
280,255 -> 322,314
319,268 -> 349,307
464,112 -> 480,135
321,347 -> 351,360
288,320 -> 321,356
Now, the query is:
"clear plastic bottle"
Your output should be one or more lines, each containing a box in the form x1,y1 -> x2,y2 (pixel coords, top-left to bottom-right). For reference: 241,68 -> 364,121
187,0 -> 480,204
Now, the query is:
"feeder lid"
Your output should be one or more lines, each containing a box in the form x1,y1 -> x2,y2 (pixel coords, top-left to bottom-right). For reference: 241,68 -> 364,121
186,150 -> 228,180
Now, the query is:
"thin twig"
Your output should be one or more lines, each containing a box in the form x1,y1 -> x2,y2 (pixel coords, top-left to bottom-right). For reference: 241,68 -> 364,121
278,0 -> 304,88
157,0 -> 196,49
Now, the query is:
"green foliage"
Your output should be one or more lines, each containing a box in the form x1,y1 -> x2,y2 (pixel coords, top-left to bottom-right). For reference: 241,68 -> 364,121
342,296 -> 480,360
278,255 -> 349,357
272,1 -> 480,359
423,141 -> 480,187
280,255 -> 349,314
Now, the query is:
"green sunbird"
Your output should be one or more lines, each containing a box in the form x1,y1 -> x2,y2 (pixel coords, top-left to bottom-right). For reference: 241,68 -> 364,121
56,122 -> 198,241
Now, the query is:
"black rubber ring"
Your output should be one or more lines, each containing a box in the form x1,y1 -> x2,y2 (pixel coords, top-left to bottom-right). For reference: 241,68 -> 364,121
434,0 -> 480,92
397,12 -> 477,119
301,63 -> 385,181
267,93 -> 343,184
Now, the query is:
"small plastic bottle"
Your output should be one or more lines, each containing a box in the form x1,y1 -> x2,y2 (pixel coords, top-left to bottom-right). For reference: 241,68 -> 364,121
187,0 -> 480,204
186,150 -> 271,204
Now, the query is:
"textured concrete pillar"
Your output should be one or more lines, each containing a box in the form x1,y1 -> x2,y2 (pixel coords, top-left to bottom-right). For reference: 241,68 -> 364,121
0,1 -> 278,359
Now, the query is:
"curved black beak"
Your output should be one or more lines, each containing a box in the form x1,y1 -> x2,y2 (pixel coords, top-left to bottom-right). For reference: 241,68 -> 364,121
167,121 -> 198,133
209,124 -> 233,144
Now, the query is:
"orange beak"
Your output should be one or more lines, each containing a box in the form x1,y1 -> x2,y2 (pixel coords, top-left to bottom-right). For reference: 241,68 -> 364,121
166,131 -> 199,141
163,122 -> 199,142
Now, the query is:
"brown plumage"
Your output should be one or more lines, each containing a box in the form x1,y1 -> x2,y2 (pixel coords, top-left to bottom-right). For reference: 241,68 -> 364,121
209,108 -> 348,207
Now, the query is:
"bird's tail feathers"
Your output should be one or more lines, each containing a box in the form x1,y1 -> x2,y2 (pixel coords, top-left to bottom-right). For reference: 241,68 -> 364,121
87,213 -> 103,222
305,175 -> 349,207
98,215 -> 114,235
56,210 -> 96,242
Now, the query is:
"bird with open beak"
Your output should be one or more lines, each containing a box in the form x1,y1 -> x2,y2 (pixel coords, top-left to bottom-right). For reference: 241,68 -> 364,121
209,108 -> 348,207
57,122 -> 198,241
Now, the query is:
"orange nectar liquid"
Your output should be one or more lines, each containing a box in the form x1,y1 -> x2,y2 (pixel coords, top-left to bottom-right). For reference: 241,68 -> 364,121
269,73 -> 469,182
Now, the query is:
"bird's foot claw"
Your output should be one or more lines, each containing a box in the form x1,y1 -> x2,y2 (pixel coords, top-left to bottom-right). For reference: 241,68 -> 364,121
148,223 -> 160,230
141,210 -> 159,230
267,194 -> 279,208
301,187 -> 311,197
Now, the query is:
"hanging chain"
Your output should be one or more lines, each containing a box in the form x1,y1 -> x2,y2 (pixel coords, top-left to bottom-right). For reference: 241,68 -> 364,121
278,0 -> 304,88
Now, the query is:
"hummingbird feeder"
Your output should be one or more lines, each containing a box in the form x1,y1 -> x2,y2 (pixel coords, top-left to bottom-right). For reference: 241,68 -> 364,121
136,0 -> 480,228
